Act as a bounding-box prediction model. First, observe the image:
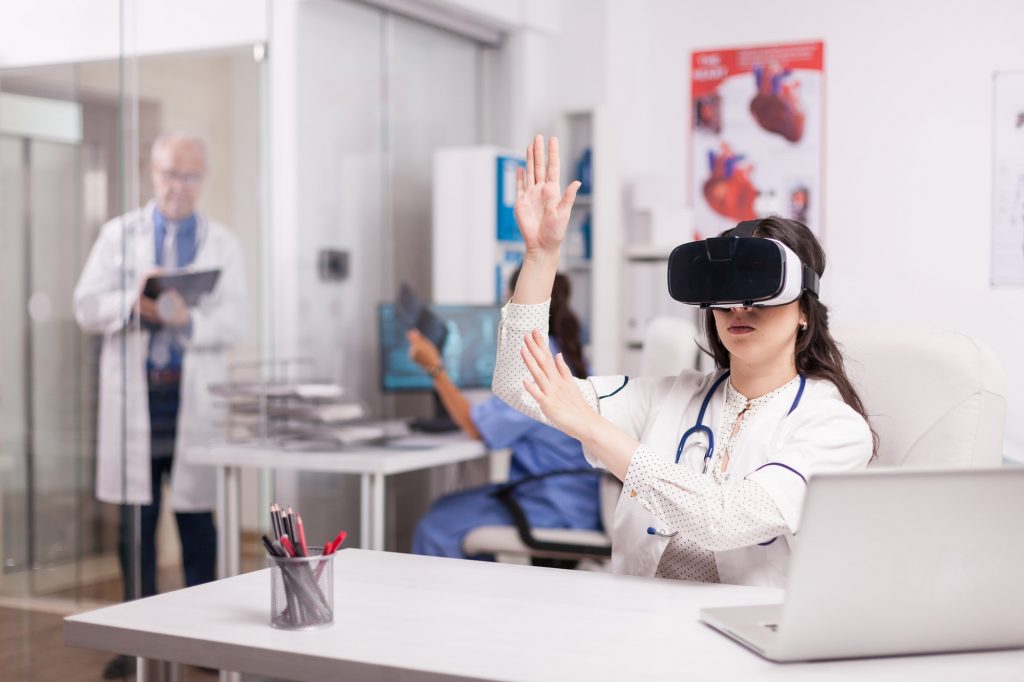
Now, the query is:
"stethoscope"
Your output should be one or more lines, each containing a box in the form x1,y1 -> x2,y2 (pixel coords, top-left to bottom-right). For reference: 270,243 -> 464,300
646,370 -> 806,539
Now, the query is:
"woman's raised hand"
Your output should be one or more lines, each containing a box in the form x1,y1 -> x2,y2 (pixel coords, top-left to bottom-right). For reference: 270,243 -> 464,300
514,135 -> 582,256
520,329 -> 596,442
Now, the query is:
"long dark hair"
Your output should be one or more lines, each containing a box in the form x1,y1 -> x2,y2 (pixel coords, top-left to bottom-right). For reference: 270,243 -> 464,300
700,217 -> 878,455
510,266 -> 588,377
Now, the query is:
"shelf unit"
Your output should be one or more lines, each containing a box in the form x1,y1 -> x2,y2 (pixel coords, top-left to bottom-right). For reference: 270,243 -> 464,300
432,146 -> 523,305
558,112 -> 595,351
557,107 -> 631,373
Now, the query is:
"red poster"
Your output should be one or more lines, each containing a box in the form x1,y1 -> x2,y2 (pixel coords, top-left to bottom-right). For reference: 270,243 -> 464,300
692,41 -> 824,238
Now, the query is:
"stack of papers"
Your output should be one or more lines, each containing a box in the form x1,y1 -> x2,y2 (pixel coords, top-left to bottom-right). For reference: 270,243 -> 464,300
208,381 -> 345,400
209,378 -> 386,448
267,403 -> 366,423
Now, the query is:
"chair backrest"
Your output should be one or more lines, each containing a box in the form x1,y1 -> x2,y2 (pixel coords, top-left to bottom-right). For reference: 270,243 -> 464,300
640,314 -> 701,377
595,315 -> 704,530
599,472 -> 620,534
833,326 -> 1006,468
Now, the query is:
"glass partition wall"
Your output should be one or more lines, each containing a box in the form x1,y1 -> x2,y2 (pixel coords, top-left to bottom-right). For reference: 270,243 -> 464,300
1,1 -> 504,677
0,63 -> 110,598
277,0 -> 491,554
0,14 -> 271,677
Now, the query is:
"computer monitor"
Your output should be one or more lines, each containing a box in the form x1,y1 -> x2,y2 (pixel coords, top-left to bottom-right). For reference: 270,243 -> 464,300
378,303 -> 502,392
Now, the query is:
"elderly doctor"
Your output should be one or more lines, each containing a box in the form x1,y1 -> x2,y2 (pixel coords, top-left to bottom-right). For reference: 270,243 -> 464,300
492,135 -> 874,587
73,132 -> 246,625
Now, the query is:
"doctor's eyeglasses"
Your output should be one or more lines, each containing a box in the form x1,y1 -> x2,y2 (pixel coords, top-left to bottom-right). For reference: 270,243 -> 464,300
158,169 -> 204,186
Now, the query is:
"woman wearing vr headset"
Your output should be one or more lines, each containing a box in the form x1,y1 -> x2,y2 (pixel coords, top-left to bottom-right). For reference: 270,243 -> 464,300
493,135 -> 874,586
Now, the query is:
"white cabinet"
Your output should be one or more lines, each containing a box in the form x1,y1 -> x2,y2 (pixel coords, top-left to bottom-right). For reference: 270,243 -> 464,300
432,146 -> 523,305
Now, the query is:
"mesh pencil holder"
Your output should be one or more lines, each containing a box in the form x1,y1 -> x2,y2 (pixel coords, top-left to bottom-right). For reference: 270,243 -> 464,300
269,548 -> 334,630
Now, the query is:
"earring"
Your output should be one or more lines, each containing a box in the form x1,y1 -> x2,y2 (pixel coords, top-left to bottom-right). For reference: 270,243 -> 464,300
799,321 -> 808,331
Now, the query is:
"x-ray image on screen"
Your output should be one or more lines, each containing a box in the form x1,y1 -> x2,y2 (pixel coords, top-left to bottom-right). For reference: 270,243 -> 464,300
378,303 -> 502,392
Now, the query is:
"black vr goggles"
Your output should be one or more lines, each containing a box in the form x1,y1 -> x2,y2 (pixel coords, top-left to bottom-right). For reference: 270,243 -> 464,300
667,220 -> 820,309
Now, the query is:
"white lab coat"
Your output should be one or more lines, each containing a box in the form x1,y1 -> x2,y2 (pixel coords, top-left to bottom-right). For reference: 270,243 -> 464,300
73,201 -> 247,511
586,369 -> 872,587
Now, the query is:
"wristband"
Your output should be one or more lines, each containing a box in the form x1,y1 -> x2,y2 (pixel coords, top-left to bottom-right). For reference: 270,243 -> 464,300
427,364 -> 444,378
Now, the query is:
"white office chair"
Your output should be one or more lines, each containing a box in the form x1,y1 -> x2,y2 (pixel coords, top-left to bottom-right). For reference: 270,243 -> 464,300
639,314 -> 705,376
463,314 -> 701,565
834,326 -> 1007,467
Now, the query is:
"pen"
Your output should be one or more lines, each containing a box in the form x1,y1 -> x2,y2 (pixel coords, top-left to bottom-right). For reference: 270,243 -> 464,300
315,534 -> 344,580
285,507 -> 296,540
261,534 -> 283,557
296,514 -> 308,557
270,499 -> 282,536
280,536 -> 297,558
325,530 -> 347,555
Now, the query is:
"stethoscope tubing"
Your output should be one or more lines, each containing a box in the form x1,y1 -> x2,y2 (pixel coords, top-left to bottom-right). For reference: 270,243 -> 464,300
675,371 -> 806,471
675,371 -> 731,467
647,372 -> 807,545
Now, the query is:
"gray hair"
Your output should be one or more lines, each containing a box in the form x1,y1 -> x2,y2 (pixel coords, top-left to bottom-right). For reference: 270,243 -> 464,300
150,132 -> 209,167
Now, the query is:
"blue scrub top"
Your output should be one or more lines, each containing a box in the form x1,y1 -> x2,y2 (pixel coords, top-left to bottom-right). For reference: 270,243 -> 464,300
469,340 -> 601,531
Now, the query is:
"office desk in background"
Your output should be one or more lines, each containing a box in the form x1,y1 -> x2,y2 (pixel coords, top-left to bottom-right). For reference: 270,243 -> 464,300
64,549 -> 1024,682
186,433 -> 490,578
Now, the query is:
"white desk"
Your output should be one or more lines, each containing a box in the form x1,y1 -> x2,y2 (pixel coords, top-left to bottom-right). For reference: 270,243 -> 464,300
64,549 -> 1024,681
187,434 -> 489,578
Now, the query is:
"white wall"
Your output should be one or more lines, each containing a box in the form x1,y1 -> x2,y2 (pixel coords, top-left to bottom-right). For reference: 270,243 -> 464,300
583,0 -> 1024,460
0,0 -> 267,68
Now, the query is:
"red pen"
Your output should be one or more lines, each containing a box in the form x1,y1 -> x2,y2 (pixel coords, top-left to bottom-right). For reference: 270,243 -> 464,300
296,515 -> 308,557
321,539 -> 334,556
280,535 -> 297,557
325,530 -> 347,555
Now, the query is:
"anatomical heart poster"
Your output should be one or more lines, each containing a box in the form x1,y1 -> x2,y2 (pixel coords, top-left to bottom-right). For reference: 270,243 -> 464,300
691,41 -> 824,239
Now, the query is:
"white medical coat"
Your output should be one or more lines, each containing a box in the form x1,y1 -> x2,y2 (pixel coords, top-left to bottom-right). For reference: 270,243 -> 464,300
73,201 -> 247,511
587,369 -> 872,586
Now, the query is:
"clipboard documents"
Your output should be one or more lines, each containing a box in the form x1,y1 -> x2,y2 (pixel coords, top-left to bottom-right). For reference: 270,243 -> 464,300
143,268 -> 221,305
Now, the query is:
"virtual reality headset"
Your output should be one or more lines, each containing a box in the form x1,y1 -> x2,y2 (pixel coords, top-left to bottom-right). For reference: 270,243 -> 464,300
667,222 -> 820,309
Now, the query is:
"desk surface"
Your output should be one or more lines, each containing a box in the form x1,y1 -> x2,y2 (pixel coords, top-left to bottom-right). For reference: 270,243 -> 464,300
64,550 -> 1024,682
186,433 -> 488,475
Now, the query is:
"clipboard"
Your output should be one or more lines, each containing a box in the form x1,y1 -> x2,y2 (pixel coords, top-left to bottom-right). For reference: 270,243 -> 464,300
143,269 -> 221,306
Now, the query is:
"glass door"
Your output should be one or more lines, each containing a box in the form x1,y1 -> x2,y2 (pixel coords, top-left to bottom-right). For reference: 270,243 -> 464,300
0,69 -> 107,598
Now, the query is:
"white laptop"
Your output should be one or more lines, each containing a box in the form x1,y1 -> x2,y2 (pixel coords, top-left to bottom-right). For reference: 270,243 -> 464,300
700,467 -> 1024,661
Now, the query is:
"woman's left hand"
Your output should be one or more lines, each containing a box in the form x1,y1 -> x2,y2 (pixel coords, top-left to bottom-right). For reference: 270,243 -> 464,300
520,328 -> 596,441
407,329 -> 442,370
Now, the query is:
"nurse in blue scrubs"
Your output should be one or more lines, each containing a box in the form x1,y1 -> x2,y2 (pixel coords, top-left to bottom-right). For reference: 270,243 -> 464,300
410,270 -> 601,559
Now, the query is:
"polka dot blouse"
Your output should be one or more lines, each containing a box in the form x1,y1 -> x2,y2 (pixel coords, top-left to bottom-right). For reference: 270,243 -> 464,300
493,299 -> 790,583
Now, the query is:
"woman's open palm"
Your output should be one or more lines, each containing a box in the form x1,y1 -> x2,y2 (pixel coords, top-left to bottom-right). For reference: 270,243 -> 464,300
514,135 -> 582,254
